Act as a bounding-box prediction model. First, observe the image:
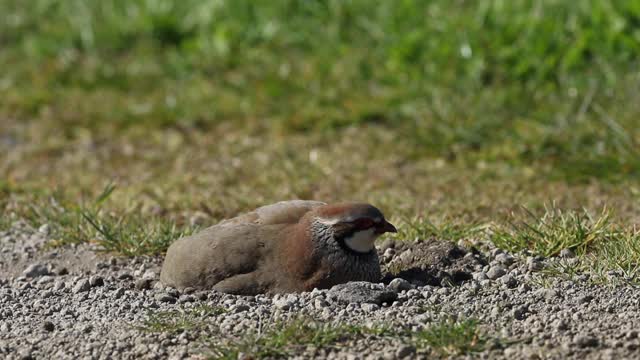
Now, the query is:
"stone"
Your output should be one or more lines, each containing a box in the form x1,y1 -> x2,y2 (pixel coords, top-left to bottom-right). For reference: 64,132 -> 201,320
388,278 -> 413,292
178,295 -> 195,304
361,303 -> 379,312
233,304 -> 250,313
43,321 -> 55,332
314,299 -> 328,309
554,319 -> 569,331
329,282 -> 398,305
23,263 -> 49,278
37,276 -> 54,285
135,278 -> 154,290
273,297 -> 293,310
472,271 -> 488,281
513,305 -> 528,320
150,282 -> 164,291
527,258 -> 544,272
486,266 -> 507,280
38,224 -> 51,235
578,295 -> 593,304
89,276 -> 104,287
142,270 -> 156,280
518,283 -> 531,293
156,293 -> 177,304
166,288 -> 180,298
559,248 -> 576,259
495,253 -> 514,266
574,335 -> 599,348
500,275 -> 518,288
395,345 -> 416,358
114,288 -> 125,299
72,279 -> 91,293
118,273 -> 134,280
535,288 -> 559,301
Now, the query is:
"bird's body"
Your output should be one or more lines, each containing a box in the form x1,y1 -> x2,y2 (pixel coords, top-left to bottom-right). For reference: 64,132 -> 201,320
160,200 -> 396,295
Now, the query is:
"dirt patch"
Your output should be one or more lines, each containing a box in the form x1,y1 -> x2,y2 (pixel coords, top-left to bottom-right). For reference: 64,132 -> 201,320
379,239 -> 487,286
0,222 -> 113,280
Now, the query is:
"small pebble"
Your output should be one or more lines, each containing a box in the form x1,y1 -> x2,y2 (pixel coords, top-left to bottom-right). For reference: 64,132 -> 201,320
118,273 -> 133,280
495,253 -> 514,266
388,278 -> 413,292
166,288 -> 180,298
89,276 -> 104,287
43,321 -> 55,332
38,224 -> 51,235
526,258 -> 544,272
486,266 -> 507,280
156,294 -> 177,304
23,263 -> 49,278
472,271 -> 488,281
114,288 -> 125,299
72,279 -> 91,293
395,345 -> 416,358
500,275 -> 518,288
178,295 -> 196,304
555,319 -> 569,331
361,303 -> 379,312
578,295 -> 594,304
574,335 -> 599,348
135,278 -> 154,290
559,248 -> 576,258
513,305 -> 528,320
273,298 -> 293,310
52,281 -> 65,291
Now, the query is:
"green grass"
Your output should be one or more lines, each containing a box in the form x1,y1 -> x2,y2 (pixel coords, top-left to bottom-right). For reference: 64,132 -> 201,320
533,228 -> 640,285
202,317 -> 492,359
140,304 -> 226,334
492,206 -> 640,283
413,318 -> 488,357
80,209 -> 197,256
205,319 -> 391,359
10,184 -> 198,256
491,206 -> 615,257
142,312 -> 497,359
586,226 -> 640,281
386,205 -> 640,283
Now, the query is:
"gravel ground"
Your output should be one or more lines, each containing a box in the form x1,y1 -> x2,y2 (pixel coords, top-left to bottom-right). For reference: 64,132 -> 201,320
1,221 -> 639,359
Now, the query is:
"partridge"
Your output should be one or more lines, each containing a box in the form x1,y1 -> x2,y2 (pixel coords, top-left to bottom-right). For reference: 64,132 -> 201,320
160,200 -> 396,295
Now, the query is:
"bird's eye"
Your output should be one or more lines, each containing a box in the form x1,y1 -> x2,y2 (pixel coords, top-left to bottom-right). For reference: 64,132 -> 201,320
353,218 -> 374,230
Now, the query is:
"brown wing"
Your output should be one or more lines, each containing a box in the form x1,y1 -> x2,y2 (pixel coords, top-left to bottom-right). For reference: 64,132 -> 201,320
218,200 -> 326,226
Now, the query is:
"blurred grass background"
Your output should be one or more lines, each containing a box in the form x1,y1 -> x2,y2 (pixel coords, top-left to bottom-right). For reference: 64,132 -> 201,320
1,0 -> 640,258
2,0 -> 640,180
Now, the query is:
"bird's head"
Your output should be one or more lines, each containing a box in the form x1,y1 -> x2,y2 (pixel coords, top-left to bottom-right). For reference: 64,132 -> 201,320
311,203 -> 396,254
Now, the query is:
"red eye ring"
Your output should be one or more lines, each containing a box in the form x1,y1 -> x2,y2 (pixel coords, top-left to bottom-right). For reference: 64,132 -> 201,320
353,218 -> 374,230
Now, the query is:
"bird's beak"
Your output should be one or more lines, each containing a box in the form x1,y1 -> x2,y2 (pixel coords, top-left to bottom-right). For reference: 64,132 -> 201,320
375,220 -> 397,234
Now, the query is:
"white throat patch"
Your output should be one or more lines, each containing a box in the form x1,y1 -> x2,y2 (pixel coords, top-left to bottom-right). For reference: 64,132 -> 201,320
344,228 -> 379,253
